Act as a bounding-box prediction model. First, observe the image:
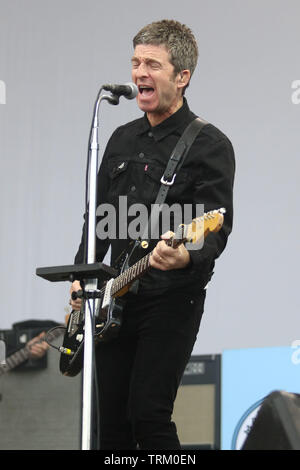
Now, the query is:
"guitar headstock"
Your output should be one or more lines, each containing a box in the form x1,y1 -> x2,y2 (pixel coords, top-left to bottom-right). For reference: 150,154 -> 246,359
184,208 -> 226,245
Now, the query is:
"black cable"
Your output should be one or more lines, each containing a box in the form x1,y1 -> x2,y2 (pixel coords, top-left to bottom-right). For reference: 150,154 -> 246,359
44,326 -> 67,352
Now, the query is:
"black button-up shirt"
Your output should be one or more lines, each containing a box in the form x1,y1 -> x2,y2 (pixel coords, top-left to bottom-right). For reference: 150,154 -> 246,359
75,99 -> 235,295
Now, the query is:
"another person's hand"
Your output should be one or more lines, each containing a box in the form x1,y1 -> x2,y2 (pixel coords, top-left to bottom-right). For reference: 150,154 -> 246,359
27,332 -> 49,359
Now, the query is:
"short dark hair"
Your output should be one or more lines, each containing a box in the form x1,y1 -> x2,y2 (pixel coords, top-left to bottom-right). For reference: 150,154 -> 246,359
133,19 -> 198,91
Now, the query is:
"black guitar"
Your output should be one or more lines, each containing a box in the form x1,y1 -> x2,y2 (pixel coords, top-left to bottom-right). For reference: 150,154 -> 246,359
59,209 -> 225,377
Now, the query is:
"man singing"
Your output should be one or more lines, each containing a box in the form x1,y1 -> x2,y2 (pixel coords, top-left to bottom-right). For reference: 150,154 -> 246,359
70,19 -> 235,449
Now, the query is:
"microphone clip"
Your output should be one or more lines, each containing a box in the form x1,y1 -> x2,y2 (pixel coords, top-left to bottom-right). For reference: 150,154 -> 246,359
104,94 -> 120,106
100,82 -> 138,106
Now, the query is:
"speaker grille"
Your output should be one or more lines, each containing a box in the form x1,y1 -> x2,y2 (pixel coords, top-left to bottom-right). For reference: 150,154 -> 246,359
173,384 -> 215,445
0,343 -> 81,449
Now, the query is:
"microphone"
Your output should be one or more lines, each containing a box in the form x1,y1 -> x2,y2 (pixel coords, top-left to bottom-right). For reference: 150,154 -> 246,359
102,82 -> 138,100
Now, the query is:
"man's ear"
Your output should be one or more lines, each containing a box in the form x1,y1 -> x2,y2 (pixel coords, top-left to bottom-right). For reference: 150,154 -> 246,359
178,69 -> 191,91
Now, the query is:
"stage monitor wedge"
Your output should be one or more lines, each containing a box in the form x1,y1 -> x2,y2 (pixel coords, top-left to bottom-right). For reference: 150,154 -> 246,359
242,390 -> 300,450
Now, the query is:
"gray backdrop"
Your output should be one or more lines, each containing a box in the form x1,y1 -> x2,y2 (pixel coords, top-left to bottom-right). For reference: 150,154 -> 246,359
0,0 -> 299,356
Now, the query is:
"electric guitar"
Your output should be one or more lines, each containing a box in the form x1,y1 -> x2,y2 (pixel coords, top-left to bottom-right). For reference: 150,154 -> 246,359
59,208 -> 225,377
0,326 -> 64,376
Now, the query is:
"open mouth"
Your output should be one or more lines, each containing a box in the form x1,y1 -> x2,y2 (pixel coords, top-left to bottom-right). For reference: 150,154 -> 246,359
138,85 -> 155,97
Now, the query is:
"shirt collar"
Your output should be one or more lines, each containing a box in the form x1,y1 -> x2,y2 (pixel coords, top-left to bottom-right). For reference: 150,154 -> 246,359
136,98 -> 192,141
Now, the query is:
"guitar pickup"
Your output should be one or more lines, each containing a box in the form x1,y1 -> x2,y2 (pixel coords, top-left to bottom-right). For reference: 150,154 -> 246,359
101,278 -> 114,311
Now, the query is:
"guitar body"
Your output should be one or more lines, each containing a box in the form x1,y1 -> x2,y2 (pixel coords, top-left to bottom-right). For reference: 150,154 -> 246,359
59,310 -> 85,377
59,295 -> 125,377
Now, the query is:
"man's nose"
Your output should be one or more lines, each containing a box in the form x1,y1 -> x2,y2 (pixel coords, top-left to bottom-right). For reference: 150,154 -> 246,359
135,62 -> 149,78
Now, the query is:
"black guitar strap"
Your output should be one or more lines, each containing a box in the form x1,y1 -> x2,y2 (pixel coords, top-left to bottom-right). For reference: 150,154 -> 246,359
140,116 -> 208,247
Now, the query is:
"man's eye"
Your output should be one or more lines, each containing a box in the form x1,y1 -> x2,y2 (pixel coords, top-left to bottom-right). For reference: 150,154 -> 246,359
149,62 -> 160,69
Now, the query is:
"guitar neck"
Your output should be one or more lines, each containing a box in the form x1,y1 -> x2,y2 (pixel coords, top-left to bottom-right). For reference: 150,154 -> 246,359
0,326 -> 64,376
110,208 -> 225,298
111,251 -> 152,297
111,236 -> 184,297
0,345 -> 30,375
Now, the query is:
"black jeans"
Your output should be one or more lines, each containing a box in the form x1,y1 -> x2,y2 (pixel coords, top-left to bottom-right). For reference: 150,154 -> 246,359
95,288 -> 206,450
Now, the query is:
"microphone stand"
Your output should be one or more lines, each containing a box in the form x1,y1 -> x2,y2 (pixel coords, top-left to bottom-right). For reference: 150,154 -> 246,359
36,85 -> 134,450
80,89 -> 119,450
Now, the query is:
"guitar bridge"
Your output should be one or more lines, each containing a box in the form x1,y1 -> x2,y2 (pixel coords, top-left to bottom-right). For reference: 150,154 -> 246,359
67,310 -> 81,337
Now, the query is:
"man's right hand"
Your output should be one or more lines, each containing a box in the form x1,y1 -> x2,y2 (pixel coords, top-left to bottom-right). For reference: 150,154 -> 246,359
70,280 -> 82,311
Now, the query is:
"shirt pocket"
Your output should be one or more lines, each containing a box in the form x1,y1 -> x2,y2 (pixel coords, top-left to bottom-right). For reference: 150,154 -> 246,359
107,158 -> 132,199
108,159 -> 129,179
107,157 -> 149,205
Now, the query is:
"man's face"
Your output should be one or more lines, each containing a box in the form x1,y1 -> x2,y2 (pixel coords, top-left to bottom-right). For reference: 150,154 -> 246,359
131,44 -> 187,126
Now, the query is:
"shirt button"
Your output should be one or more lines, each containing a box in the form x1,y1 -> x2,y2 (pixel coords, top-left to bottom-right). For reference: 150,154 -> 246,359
138,152 -> 144,158
148,132 -> 153,138
130,186 -> 136,192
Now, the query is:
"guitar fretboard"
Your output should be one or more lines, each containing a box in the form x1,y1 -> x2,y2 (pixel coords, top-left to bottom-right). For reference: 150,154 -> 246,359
109,209 -> 225,298
111,252 -> 152,296
0,327 -> 64,376
0,347 -> 30,375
